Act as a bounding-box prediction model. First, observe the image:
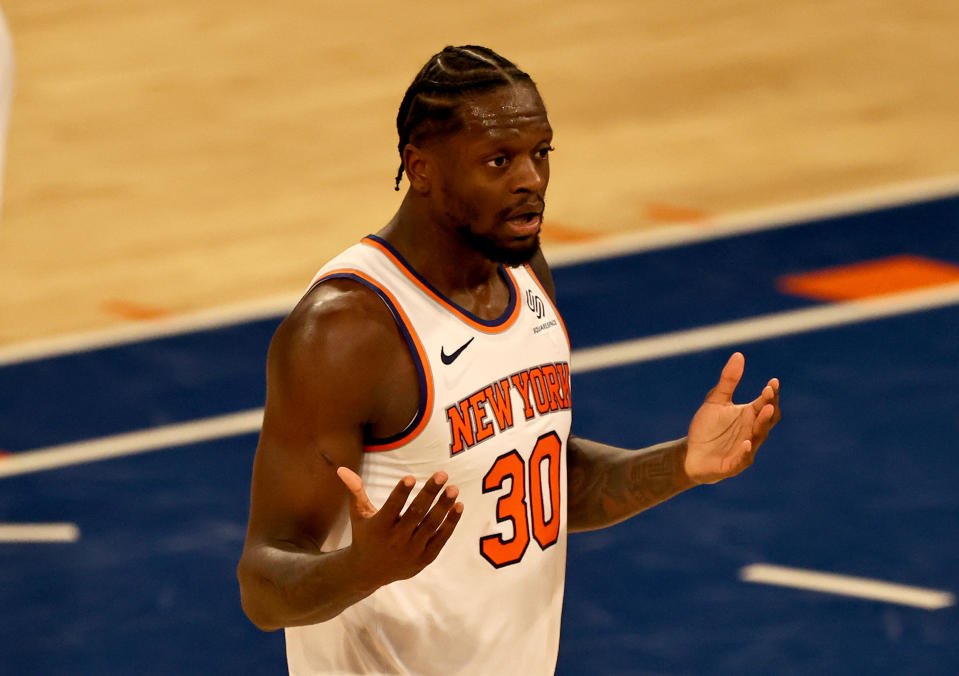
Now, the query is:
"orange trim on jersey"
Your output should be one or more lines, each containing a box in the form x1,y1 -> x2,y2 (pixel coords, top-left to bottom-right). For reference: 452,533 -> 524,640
361,236 -> 522,333
309,268 -> 434,453
524,264 -> 571,348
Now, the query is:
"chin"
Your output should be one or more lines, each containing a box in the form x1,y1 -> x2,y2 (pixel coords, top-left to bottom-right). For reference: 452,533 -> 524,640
496,238 -> 540,267
457,225 -> 540,266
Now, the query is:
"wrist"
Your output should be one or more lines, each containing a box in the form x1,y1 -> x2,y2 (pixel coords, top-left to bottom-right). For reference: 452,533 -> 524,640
341,544 -> 387,595
676,437 -> 700,488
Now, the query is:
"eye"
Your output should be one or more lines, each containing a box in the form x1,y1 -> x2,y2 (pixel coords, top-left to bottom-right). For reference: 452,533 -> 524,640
487,156 -> 509,168
536,146 -> 555,160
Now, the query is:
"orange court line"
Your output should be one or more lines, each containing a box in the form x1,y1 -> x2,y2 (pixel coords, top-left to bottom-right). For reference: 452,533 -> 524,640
644,201 -> 710,223
778,254 -> 959,302
102,300 -> 173,321
541,222 -> 601,242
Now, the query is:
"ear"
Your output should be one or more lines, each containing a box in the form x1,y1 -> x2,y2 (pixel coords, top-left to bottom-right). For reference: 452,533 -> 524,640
402,143 -> 433,194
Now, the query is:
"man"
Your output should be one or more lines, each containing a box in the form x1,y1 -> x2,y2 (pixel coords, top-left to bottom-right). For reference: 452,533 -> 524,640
237,45 -> 781,675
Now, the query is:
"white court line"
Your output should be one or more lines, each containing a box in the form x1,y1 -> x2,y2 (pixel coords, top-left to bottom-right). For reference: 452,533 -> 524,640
0,292 -> 300,367
0,523 -> 81,543
573,281 -> 959,373
545,173 -> 959,265
0,409 -> 264,478
741,563 -> 956,610
3,281 -> 959,478
0,174 -> 957,368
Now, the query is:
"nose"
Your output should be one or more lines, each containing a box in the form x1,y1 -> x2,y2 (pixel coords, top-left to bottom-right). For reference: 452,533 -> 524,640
511,155 -> 547,194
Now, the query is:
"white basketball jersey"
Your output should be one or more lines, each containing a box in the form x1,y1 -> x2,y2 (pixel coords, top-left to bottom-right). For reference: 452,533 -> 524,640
285,235 -> 572,675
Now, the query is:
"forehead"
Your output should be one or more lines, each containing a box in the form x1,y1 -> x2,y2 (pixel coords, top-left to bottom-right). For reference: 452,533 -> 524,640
455,83 -> 551,142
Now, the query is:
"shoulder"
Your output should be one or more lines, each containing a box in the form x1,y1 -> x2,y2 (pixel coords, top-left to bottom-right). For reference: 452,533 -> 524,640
268,278 -> 407,398
280,278 -> 397,345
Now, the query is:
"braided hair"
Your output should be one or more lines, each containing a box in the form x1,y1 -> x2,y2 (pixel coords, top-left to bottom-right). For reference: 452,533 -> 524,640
393,45 -> 536,190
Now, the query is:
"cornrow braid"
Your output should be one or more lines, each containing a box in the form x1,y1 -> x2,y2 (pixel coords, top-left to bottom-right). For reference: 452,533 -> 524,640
393,45 -> 535,190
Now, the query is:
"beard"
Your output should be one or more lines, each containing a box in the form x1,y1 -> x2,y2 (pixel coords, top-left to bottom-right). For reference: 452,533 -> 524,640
455,224 -> 540,266
439,184 -> 544,266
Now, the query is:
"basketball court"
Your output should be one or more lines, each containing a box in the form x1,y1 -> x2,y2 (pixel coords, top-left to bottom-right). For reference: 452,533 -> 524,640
1,1 -> 958,673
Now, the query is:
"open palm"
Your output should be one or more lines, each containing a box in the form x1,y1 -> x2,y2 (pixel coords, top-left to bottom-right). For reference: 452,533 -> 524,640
685,352 -> 781,484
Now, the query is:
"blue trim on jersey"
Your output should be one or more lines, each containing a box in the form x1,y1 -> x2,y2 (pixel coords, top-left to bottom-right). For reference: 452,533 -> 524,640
317,272 -> 428,449
364,234 -> 518,328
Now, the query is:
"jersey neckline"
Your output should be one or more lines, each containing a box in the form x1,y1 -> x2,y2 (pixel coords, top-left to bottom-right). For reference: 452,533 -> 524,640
362,234 -> 520,333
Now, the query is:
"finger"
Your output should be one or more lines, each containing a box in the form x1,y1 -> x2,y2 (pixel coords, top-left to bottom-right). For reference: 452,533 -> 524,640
421,502 -> 465,564
768,378 -> 782,424
396,472 -> 449,534
705,352 -> 745,404
750,402 -> 774,439
412,485 -> 460,544
336,467 -> 379,519
721,438 -> 754,475
377,475 -> 418,520
749,382 -> 776,416
757,402 -> 775,427
762,378 -> 782,419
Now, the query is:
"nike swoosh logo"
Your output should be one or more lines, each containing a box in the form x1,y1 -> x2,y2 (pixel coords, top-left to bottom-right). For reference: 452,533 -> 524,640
440,337 -> 475,365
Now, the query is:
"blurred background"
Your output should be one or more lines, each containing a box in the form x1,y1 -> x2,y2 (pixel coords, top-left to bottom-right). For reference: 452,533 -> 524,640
1,0 -> 957,345
1,1 -> 958,674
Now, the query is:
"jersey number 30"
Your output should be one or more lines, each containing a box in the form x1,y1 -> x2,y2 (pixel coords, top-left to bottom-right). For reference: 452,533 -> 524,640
480,431 -> 562,568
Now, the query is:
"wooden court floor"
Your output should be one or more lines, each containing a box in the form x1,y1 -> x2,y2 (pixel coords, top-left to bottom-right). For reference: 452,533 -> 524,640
1,0 -> 957,346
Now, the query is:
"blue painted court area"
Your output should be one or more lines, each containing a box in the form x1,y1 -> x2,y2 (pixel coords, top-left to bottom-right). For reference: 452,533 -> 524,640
561,306 -> 959,675
2,196 -> 958,674
0,436 -> 282,675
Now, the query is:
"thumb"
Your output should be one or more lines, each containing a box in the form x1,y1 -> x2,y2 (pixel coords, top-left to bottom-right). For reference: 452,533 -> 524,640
337,466 -> 378,519
705,352 -> 745,404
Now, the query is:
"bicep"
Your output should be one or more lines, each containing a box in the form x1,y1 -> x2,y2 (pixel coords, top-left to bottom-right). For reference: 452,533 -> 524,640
244,346 -> 358,553
246,422 -> 360,553
244,294 -> 395,552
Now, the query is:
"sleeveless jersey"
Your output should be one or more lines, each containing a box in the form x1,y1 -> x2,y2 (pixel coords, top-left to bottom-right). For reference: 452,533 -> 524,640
285,235 -> 572,676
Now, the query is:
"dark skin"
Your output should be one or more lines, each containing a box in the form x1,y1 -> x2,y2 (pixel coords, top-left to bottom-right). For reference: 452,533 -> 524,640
237,81 -> 781,631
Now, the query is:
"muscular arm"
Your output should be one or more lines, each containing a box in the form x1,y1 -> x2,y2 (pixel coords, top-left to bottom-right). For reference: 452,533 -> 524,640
236,280 -> 460,631
529,248 -> 780,533
528,250 -> 690,530
566,436 -> 696,532
528,250 -> 694,530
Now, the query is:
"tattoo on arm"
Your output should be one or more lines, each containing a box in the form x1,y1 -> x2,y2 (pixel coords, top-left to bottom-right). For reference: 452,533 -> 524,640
567,437 -> 693,532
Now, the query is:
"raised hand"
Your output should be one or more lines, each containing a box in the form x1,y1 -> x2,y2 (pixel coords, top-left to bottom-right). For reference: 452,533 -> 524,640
684,352 -> 781,485
337,467 -> 465,590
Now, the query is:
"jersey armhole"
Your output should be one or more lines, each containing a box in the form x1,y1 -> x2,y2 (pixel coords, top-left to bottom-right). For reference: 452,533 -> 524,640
309,269 -> 433,452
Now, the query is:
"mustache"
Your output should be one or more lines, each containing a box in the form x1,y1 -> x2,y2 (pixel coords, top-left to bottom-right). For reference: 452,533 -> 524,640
498,198 -> 546,220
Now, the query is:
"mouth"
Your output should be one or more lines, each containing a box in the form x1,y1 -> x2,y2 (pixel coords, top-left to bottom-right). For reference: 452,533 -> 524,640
504,207 -> 544,237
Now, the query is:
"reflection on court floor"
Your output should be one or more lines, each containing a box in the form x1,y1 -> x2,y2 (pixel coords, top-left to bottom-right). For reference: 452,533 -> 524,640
2,194 -> 958,675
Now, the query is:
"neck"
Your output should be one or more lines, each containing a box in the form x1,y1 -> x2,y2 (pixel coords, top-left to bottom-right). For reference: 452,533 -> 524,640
376,194 -> 510,320
379,193 -> 502,292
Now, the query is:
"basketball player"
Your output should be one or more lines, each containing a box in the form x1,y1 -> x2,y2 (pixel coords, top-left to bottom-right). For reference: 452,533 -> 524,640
237,46 -> 781,675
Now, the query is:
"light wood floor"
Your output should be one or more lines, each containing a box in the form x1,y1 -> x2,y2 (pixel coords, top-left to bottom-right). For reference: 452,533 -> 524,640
1,0 -> 957,346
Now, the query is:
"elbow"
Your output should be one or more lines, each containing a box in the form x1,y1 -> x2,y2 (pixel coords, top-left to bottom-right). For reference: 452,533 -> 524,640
237,557 -> 283,632
240,597 -> 283,633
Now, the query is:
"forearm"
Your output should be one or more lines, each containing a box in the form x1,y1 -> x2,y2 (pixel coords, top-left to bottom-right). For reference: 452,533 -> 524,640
237,542 -> 375,631
567,435 -> 698,532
